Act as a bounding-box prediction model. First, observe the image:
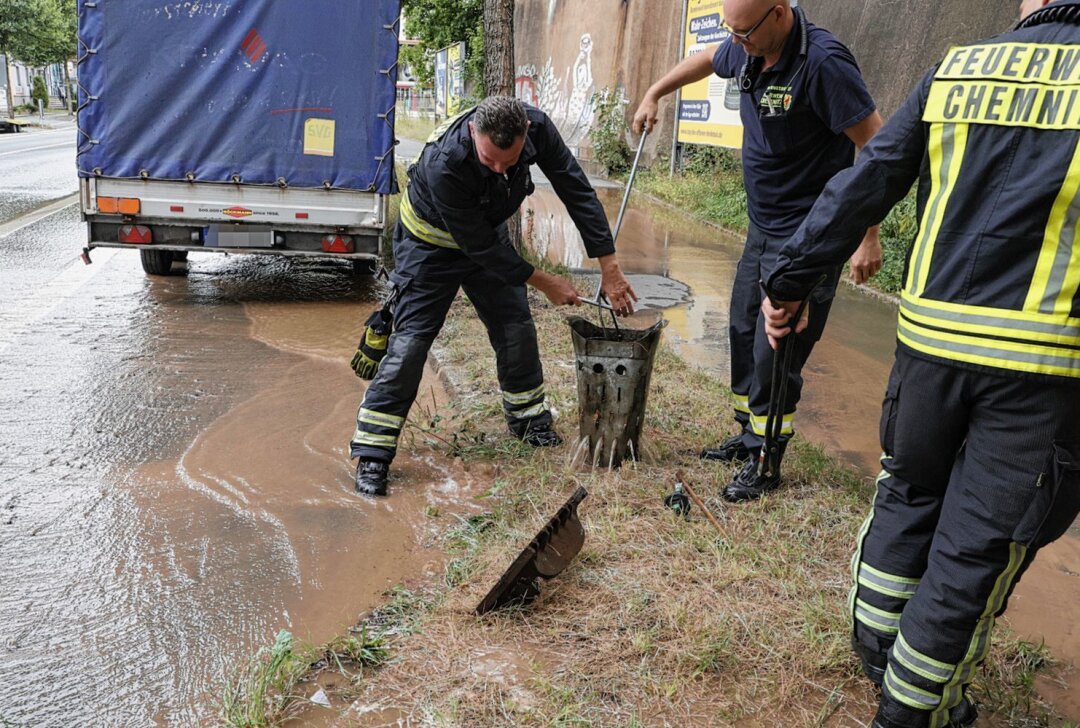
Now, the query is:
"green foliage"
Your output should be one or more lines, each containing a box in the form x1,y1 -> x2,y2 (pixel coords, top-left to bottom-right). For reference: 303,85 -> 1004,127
30,75 -> 47,108
680,143 -> 741,176
590,86 -> 631,175
400,0 -> 483,94
220,630 -> 306,728
0,0 -> 74,66
876,187 -> 919,294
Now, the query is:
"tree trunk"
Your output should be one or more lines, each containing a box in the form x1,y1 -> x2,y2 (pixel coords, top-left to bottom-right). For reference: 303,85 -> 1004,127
2,51 -> 15,119
63,60 -> 72,116
483,0 -> 514,97
483,0 -> 523,250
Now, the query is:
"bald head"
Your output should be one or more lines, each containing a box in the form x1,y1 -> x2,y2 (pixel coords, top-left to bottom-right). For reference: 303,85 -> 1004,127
723,0 -> 793,59
724,0 -> 789,19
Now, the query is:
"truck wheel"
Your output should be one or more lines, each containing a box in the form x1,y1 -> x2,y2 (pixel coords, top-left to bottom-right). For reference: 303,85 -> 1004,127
352,258 -> 379,276
140,249 -> 176,275
173,250 -> 189,262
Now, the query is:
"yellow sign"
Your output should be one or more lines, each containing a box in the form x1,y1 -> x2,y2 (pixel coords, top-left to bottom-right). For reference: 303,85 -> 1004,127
304,118 -> 336,157
677,0 -> 743,149
446,42 -> 466,116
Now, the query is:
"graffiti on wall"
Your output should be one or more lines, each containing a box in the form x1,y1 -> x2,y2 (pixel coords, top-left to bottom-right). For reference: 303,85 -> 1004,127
516,33 -> 608,151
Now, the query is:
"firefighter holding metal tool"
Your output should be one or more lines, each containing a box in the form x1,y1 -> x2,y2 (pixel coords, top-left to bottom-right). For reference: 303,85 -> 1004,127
350,96 -> 637,496
633,0 -> 884,501
764,2 -> 1080,725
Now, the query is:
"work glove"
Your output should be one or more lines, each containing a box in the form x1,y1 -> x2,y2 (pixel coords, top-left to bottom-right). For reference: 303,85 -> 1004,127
350,307 -> 393,380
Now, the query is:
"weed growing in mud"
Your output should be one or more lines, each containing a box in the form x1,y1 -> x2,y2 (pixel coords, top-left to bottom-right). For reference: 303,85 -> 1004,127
220,630 -> 306,727
219,624 -> 395,727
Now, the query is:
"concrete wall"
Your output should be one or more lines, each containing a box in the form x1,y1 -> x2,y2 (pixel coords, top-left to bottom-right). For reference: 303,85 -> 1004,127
800,1 -> 1020,117
514,0 -> 1022,163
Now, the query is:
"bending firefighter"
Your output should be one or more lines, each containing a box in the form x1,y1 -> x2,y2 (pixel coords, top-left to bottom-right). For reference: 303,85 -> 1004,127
350,97 -> 637,496
764,1 -> 1080,725
633,0 -> 884,501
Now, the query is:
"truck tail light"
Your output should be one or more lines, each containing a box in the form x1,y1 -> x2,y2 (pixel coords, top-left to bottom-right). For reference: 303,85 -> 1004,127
97,196 -> 142,215
321,234 -> 354,253
118,225 -> 153,244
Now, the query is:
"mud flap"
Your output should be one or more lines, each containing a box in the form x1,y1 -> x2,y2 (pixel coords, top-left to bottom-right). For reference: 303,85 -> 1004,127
474,487 -> 588,615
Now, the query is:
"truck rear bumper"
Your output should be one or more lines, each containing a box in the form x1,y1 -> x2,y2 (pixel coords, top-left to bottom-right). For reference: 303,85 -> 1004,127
86,241 -> 379,260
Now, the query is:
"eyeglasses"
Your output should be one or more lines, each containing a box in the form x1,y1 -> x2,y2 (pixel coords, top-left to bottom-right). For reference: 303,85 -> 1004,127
723,5 -> 777,42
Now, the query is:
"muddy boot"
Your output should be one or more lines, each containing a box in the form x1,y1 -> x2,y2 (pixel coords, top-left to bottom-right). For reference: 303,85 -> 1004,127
722,459 -> 782,502
872,691 -> 978,728
700,434 -> 755,462
514,420 -> 563,447
355,459 -> 389,496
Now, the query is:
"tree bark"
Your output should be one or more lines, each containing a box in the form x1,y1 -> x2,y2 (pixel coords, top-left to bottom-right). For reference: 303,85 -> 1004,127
482,0 -> 514,97
63,59 -> 72,115
483,0 -> 523,250
2,51 -> 15,119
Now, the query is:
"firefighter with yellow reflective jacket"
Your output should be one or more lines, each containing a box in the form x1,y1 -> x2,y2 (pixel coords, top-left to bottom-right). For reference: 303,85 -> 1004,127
763,1 -> 1080,725
350,96 -> 637,496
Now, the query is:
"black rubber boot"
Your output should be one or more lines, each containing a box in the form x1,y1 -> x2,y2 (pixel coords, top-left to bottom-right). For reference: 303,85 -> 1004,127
722,458 -> 782,502
355,459 -> 389,496
700,433 -> 755,462
514,420 -> 563,447
872,691 -> 978,728
853,637 -> 887,687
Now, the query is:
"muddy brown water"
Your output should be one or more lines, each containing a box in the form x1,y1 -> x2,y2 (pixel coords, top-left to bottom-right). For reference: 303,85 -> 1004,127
526,184 -> 1080,722
0,249 -> 486,725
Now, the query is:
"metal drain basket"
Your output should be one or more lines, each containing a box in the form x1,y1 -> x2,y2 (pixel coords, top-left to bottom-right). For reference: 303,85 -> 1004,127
568,315 -> 666,468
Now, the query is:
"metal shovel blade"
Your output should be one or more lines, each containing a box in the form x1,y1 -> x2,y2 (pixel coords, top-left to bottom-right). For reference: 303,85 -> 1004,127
474,486 -> 588,615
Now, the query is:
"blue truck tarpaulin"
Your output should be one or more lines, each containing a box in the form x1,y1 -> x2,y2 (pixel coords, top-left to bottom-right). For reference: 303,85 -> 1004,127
77,0 -> 400,193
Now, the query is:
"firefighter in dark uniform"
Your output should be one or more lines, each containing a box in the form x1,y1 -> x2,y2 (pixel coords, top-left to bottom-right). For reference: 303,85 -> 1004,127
351,96 -> 637,496
633,0 -> 884,501
764,1 -> 1080,724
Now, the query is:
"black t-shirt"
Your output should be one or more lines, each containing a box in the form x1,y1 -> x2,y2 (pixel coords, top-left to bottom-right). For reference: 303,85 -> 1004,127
712,8 -> 876,237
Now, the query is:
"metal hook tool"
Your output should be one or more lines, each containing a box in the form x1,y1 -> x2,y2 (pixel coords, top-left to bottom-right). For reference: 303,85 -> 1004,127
589,129 -> 649,333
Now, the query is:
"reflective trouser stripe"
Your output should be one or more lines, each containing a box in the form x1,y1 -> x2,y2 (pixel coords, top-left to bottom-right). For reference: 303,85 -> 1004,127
358,408 -> 405,429
857,562 -> 920,600
513,402 -> 549,420
929,540 -> 1029,727
848,479 -> 879,631
351,431 -> 399,448
749,412 -> 794,437
400,188 -> 459,249
1027,136 -> 1080,316
907,122 -> 969,297
503,384 -> 545,406
893,633 -> 955,683
855,599 -> 901,635
731,391 -> 750,415
885,667 -> 941,710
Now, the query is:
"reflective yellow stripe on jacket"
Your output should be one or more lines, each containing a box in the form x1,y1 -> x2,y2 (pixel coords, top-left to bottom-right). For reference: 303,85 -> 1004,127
908,41 -> 1080,379
399,187 -> 459,249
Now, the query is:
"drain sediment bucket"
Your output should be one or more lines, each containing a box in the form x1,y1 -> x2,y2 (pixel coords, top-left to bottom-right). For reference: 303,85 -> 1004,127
568,316 -> 666,468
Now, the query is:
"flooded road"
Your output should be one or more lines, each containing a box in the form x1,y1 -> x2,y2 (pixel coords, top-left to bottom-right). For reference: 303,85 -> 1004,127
526,184 -> 1080,721
0,130 -> 485,725
1,121 -> 1075,725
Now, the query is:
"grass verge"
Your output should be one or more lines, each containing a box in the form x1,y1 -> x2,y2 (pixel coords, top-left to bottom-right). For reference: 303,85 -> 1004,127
219,272 -> 1068,726
395,113 -> 437,145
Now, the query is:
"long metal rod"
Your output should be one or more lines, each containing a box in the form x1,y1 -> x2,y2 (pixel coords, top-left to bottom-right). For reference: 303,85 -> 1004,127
611,130 -> 649,245
591,129 -> 649,333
